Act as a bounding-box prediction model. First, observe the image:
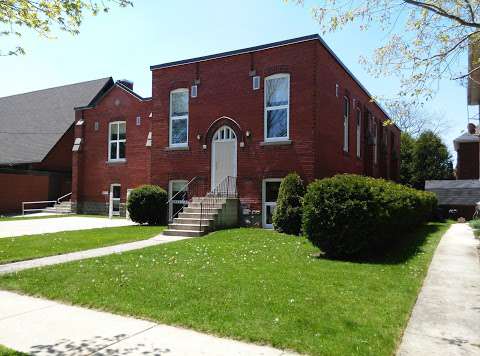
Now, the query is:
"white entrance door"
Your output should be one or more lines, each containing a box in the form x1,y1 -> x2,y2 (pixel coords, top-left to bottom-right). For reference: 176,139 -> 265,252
211,126 -> 237,190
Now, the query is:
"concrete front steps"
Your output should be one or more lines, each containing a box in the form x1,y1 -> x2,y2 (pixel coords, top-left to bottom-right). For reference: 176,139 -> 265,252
42,201 -> 73,214
163,197 -> 238,237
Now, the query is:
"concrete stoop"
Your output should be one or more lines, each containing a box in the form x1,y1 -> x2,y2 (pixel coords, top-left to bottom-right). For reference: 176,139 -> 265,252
163,197 -> 239,237
42,201 -> 73,214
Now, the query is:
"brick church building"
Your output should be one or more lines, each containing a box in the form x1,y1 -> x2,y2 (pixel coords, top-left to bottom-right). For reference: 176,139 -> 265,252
71,34 -> 400,227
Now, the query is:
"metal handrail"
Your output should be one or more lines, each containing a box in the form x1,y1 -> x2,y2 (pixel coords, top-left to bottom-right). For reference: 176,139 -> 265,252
22,200 -> 56,216
57,192 -> 72,204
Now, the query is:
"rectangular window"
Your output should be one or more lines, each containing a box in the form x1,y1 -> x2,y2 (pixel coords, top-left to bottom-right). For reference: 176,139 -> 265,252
264,74 -> 290,141
253,76 -> 260,90
170,89 -> 189,147
136,116 -> 141,126
191,85 -> 198,98
110,184 -> 121,216
356,108 -> 361,158
373,118 -> 378,164
343,97 -> 349,152
108,121 -> 126,161
262,179 -> 282,229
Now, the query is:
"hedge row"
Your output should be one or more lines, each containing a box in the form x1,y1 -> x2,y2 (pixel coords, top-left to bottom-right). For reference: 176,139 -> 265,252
301,174 -> 437,259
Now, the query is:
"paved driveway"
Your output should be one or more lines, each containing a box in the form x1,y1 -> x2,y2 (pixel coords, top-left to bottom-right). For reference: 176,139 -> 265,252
0,216 -> 135,238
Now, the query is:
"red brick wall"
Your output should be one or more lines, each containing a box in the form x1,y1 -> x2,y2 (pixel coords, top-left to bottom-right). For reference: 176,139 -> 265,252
0,172 -> 50,213
73,38 -> 400,213
32,126 -> 74,173
73,85 -> 152,204
148,40 -> 399,209
313,41 -> 399,180
457,142 -> 479,179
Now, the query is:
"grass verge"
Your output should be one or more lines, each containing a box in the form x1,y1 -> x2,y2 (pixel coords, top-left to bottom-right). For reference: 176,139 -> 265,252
0,345 -> 26,356
0,226 -> 165,264
0,222 -> 451,356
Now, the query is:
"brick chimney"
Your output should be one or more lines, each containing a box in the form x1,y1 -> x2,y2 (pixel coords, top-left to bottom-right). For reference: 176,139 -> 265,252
117,79 -> 133,90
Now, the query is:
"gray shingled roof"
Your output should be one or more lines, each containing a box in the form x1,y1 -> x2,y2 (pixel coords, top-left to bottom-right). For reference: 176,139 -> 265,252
425,180 -> 480,205
0,78 -> 113,165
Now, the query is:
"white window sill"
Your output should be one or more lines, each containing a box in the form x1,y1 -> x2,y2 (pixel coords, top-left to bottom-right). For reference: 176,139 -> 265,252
106,159 -> 127,164
165,145 -> 189,151
260,139 -> 292,146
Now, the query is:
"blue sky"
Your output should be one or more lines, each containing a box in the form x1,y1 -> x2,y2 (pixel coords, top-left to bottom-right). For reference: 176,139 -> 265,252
0,0 -> 471,156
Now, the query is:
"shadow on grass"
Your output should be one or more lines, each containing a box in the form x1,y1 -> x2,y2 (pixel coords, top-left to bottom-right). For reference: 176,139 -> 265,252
315,222 -> 448,265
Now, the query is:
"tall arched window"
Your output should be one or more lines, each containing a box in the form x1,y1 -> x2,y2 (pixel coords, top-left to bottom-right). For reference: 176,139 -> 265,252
264,73 -> 290,141
343,96 -> 350,152
169,88 -> 189,147
356,107 -> 362,158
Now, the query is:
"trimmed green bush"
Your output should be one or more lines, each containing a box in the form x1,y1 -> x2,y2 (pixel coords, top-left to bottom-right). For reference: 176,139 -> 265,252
302,174 -> 437,259
273,172 -> 305,235
127,185 -> 168,225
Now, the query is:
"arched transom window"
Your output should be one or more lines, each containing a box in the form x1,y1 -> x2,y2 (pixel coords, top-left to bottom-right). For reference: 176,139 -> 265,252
213,126 -> 236,142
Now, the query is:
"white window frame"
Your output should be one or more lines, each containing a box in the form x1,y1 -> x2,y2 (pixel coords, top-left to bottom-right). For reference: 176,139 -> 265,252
108,121 -> 126,162
126,188 -> 133,220
169,88 -> 189,147
109,183 -> 121,218
343,96 -> 349,152
356,108 -> 361,158
264,73 -> 290,142
168,180 -> 188,221
253,75 -> 261,90
262,178 -> 283,229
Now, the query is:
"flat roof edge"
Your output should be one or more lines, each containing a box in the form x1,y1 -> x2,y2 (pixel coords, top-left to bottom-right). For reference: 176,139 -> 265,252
150,34 -> 319,70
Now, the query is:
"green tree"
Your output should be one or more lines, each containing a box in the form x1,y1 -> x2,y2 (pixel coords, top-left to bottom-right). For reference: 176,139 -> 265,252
289,0 -> 480,101
411,130 -> 454,189
1,0 -> 132,56
400,133 -> 416,186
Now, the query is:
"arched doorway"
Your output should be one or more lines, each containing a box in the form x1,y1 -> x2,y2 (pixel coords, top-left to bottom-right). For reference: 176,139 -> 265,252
211,125 -> 237,190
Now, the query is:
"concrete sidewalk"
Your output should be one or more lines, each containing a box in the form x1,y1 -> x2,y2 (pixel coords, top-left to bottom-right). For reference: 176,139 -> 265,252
0,234 -> 190,275
0,290 -> 295,356
397,223 -> 480,355
0,216 -> 135,238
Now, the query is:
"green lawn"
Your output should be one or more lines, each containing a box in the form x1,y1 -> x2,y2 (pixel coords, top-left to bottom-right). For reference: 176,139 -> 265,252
0,222 -> 450,356
0,226 -> 165,264
0,345 -> 26,356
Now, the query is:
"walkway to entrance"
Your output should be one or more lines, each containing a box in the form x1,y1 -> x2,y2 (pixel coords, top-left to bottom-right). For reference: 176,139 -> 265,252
0,216 -> 134,238
397,223 -> 480,355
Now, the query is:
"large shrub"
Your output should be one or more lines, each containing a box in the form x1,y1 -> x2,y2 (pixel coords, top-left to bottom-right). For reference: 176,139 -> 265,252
127,185 -> 168,225
302,174 -> 437,259
273,172 -> 305,235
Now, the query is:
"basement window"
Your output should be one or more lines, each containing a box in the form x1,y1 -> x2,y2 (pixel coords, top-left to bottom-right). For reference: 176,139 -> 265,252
264,73 -> 290,141
108,121 -> 126,161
